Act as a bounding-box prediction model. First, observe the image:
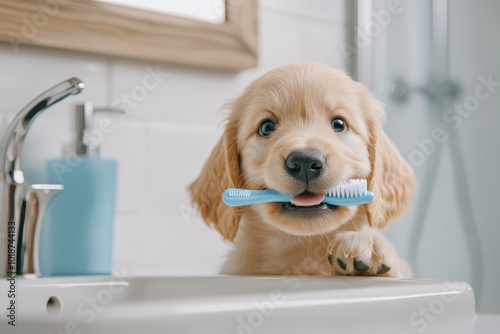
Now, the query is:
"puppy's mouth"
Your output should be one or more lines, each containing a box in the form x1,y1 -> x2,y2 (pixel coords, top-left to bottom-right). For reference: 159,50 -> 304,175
281,192 -> 337,213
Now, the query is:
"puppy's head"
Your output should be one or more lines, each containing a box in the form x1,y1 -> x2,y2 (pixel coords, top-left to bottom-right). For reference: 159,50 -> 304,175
190,63 -> 414,241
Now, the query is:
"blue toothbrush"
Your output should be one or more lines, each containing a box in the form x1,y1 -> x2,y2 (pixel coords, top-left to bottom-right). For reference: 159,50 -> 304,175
222,179 -> 374,207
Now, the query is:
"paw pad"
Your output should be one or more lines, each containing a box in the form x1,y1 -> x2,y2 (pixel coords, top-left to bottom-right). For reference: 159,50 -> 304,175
337,258 -> 347,270
376,264 -> 391,275
353,259 -> 369,271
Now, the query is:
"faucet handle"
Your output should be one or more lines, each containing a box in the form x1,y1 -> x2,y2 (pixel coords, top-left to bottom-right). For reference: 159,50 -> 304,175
31,183 -> 64,193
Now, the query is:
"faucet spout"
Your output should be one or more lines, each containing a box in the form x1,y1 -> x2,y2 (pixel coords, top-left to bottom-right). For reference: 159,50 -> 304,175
0,77 -> 85,278
1,77 -> 85,184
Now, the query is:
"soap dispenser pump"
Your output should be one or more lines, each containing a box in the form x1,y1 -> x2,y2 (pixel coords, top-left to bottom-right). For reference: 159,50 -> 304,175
39,101 -> 123,276
76,101 -> 124,157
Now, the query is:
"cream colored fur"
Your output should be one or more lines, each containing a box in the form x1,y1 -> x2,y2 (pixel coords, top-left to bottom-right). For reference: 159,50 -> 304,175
190,63 -> 415,277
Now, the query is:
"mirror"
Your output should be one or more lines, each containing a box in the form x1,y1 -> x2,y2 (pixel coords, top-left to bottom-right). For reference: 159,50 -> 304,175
0,0 -> 258,70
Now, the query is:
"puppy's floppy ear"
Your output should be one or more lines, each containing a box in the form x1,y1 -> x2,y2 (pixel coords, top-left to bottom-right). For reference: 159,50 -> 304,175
189,118 -> 242,242
364,96 -> 415,230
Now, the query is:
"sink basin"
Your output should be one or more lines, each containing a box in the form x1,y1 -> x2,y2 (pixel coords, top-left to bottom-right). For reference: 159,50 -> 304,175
0,276 -> 476,333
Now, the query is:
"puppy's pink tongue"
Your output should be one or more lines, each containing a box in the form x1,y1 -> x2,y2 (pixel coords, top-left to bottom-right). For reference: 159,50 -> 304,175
290,193 -> 325,207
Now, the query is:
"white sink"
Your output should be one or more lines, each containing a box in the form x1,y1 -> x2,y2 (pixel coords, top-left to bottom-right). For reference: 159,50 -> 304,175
0,276 -> 476,333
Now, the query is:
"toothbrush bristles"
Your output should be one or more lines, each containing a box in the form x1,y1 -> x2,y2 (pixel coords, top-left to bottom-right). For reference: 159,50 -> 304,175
227,189 -> 251,197
327,179 -> 367,198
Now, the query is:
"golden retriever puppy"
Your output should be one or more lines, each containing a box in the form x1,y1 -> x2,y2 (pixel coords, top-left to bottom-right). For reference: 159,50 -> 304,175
190,63 -> 414,277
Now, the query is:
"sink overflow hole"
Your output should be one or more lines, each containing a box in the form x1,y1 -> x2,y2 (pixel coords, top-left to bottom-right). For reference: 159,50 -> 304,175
46,296 -> 62,316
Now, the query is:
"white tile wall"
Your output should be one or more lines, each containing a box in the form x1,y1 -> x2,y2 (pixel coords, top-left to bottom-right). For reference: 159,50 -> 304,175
98,117 -> 148,214
0,0 -> 347,275
0,46 -> 109,111
144,121 -> 223,216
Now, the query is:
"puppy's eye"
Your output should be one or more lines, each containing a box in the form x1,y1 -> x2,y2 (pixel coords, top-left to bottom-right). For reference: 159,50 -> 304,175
259,119 -> 276,136
331,118 -> 348,132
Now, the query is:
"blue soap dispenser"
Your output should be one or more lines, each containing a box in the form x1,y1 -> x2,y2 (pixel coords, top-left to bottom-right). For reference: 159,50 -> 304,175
40,101 -> 122,276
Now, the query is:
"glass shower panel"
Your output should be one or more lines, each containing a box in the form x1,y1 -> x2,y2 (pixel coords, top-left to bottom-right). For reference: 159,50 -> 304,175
366,0 -> 500,313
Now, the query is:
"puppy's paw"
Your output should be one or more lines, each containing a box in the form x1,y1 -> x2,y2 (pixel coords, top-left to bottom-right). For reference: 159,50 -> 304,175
327,229 -> 401,277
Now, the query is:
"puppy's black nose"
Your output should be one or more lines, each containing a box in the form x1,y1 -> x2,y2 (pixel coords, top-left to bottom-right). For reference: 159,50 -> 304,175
285,149 -> 325,183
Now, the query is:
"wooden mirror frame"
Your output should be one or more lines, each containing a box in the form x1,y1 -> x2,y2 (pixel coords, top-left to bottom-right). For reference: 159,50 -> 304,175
0,0 -> 258,70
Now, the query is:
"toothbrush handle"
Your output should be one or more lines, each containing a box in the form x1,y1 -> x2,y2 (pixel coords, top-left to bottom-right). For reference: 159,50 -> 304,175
222,189 -> 290,206
223,189 -> 376,207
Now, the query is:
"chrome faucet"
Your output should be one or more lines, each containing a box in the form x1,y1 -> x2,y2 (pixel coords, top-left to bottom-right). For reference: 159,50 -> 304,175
0,77 -> 85,278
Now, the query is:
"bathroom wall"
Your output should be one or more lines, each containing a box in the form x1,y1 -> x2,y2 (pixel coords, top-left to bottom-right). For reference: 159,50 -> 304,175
0,0 -> 346,276
369,0 -> 500,313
